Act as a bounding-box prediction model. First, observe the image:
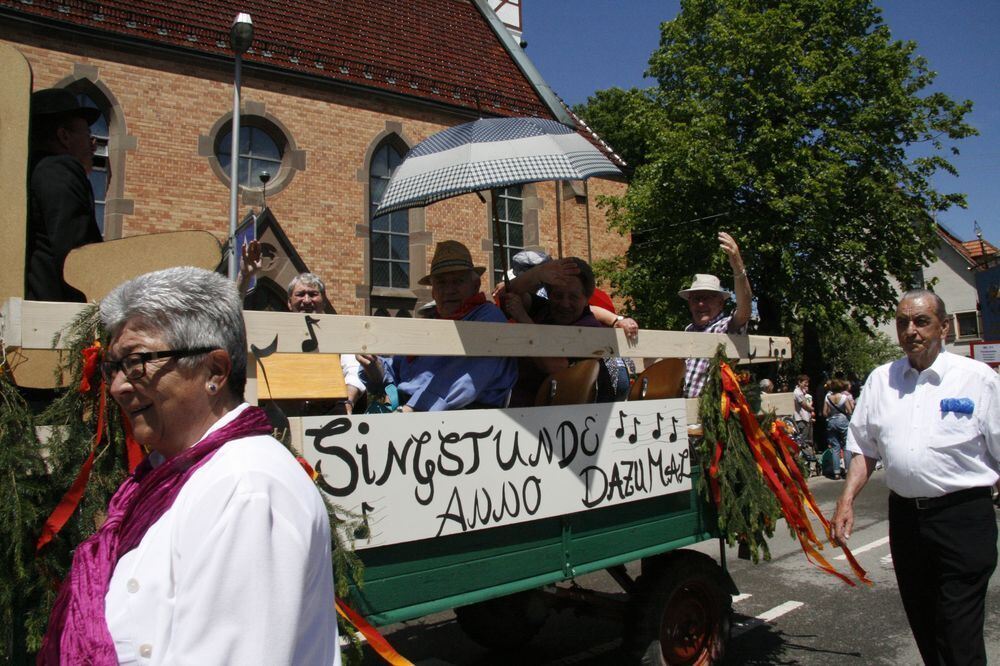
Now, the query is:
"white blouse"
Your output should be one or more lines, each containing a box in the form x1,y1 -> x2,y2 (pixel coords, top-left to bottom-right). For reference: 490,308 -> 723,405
105,404 -> 341,665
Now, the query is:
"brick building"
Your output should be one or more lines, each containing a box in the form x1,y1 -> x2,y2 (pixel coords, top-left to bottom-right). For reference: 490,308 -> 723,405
0,0 -> 628,315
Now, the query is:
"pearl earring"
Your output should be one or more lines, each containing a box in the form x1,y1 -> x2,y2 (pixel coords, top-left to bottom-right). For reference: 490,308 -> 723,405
208,383 -> 217,393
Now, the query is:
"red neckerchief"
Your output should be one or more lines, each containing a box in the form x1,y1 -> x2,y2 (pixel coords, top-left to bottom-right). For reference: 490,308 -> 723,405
436,292 -> 487,321
405,293 -> 489,363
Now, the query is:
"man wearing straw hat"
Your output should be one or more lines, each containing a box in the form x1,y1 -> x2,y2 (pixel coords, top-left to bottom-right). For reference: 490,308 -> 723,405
679,232 -> 753,397
358,240 -> 517,411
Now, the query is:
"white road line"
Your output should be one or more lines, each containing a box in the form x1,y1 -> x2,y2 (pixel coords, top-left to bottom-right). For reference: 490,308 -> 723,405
732,593 -> 752,603
835,535 -> 890,560
756,600 -> 804,622
732,601 -> 804,638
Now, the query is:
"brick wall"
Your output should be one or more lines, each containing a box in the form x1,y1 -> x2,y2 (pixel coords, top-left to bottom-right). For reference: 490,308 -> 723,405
3,27 -> 630,314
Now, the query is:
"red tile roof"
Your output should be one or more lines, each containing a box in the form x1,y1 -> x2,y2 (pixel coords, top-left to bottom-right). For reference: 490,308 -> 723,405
936,224 -> 998,266
0,0 -> 554,118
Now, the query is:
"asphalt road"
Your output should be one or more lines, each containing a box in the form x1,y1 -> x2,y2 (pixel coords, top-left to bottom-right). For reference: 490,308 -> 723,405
360,472 -> 1000,665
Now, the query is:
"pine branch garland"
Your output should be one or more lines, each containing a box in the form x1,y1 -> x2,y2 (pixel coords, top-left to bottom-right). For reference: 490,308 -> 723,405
695,345 -> 782,563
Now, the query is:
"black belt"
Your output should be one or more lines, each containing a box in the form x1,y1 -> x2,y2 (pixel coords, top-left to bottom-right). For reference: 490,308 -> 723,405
890,486 -> 992,511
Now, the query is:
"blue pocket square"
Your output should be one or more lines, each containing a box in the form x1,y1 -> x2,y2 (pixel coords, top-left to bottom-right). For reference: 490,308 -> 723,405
940,398 -> 974,415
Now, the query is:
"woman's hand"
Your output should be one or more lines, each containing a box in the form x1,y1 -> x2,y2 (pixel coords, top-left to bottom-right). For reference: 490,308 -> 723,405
537,258 -> 581,288
613,316 -> 640,344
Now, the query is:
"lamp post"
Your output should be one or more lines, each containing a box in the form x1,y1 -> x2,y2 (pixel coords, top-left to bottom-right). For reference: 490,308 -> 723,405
228,12 -> 253,279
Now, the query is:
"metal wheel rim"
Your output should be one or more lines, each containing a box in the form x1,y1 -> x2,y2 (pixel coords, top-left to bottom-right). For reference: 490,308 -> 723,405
658,580 -> 719,665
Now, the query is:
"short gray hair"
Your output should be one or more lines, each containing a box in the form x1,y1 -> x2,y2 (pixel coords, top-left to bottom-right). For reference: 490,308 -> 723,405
100,266 -> 247,399
899,289 -> 947,321
287,272 -> 325,297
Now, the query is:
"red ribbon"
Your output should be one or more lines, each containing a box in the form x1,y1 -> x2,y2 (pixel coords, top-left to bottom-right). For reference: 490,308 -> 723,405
78,342 -> 101,394
37,382 -> 108,552
714,362 -> 872,587
336,600 -> 413,665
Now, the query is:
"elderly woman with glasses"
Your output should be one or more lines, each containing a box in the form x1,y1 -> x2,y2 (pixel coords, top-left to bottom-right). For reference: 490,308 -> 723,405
38,267 -> 340,665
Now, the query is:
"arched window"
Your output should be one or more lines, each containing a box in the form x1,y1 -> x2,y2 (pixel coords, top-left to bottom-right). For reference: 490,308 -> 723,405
76,93 -> 109,235
369,142 -> 409,289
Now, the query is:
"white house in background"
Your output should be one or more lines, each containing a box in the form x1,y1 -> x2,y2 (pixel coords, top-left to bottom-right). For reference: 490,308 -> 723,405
876,224 -> 996,357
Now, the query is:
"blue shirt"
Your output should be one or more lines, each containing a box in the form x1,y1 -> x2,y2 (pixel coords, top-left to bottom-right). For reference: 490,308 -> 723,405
376,302 -> 518,411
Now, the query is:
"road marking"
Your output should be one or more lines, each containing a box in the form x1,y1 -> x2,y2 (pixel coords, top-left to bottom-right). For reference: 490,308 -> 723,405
732,593 -> 752,603
835,536 -> 889,560
732,601 -> 804,638
756,601 -> 804,622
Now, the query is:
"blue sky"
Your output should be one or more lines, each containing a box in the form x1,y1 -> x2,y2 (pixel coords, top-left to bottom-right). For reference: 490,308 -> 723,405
521,0 -> 1000,247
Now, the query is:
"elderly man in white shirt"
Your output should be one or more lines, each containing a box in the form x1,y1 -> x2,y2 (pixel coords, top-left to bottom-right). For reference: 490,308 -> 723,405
833,289 -> 1000,666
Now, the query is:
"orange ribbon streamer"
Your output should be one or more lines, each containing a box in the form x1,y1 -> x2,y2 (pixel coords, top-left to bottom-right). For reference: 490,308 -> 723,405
336,600 -> 413,666
37,380 -> 108,552
714,362 -> 872,587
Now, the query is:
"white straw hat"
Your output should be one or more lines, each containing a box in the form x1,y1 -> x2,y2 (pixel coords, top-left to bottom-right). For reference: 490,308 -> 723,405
678,273 -> 730,300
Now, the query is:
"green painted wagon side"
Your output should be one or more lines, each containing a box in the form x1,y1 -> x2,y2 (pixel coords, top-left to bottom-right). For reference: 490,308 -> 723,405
349,467 -> 716,625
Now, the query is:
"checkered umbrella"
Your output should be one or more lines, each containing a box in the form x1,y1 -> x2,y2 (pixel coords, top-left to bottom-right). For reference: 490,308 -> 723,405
373,117 -> 623,217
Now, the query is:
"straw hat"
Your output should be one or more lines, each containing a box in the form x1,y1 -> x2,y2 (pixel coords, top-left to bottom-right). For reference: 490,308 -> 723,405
418,240 -> 486,286
678,273 -> 730,300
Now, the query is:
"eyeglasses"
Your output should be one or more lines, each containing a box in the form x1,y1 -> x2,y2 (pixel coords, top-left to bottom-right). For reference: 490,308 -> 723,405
100,347 -> 216,382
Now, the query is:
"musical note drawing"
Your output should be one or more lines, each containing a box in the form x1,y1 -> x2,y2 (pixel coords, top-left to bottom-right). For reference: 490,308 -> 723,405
747,346 -> 757,362
652,413 -> 663,439
354,501 -> 374,539
302,315 -> 320,353
628,417 -> 639,443
669,416 -> 679,442
615,410 -> 626,438
250,334 -> 278,359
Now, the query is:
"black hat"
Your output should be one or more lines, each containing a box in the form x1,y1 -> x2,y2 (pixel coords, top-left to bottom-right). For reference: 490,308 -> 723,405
30,88 -> 101,125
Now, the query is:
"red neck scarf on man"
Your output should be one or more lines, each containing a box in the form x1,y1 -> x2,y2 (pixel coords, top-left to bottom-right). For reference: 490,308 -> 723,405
436,292 -> 487,321
38,406 -> 274,665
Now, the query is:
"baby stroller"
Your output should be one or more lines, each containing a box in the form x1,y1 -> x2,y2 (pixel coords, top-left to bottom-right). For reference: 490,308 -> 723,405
781,416 -> 820,477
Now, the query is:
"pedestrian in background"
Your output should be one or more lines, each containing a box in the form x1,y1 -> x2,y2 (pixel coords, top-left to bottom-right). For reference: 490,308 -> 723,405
823,378 -> 854,479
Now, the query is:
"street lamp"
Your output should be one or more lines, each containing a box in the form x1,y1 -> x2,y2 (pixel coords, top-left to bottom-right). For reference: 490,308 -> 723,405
228,12 -> 253,279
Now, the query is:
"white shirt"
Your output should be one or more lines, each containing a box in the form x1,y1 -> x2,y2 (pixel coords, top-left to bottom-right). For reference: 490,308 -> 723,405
793,386 -> 812,421
340,353 -> 365,394
105,404 -> 341,665
847,351 -> 1000,498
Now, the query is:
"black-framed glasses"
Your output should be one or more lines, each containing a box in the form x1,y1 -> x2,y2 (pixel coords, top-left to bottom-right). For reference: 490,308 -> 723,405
100,347 -> 217,382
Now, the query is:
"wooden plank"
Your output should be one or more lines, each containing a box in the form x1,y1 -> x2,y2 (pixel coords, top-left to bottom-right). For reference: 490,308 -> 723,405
684,391 -> 795,423
0,44 -> 31,302
3,299 -> 792,361
241,310 -> 793,360
64,230 -> 222,303
254,353 -> 347,400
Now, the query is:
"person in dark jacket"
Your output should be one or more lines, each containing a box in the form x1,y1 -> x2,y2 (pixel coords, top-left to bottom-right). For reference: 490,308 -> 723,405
25,88 -> 103,302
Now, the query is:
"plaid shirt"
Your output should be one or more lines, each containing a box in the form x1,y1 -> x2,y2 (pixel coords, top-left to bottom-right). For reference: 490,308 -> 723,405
683,312 -> 745,398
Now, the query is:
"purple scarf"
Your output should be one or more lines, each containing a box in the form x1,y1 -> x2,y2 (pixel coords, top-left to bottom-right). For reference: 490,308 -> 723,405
38,406 -> 273,665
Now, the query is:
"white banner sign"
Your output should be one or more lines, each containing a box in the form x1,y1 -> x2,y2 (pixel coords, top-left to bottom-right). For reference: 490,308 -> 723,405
303,399 -> 691,549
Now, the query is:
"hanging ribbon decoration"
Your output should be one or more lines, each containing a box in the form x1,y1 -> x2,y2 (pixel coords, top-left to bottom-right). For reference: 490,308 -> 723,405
37,342 -> 108,551
336,600 -> 413,666
37,341 -> 145,550
710,361 -> 871,587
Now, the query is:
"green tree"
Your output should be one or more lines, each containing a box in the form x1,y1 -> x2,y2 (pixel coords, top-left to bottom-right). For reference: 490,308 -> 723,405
572,87 -> 660,172
587,0 -> 976,377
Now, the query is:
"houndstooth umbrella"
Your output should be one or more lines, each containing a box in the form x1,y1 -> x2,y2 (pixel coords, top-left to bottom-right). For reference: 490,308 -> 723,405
373,116 -> 622,217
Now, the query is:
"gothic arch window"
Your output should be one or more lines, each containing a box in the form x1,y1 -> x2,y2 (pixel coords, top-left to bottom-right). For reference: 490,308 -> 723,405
369,139 -> 409,289
59,76 -> 130,238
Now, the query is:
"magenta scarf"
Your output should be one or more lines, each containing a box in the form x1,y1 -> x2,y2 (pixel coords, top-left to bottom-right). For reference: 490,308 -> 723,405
37,406 -> 273,665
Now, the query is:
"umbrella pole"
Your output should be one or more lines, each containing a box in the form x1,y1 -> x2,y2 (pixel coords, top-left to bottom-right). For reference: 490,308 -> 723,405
492,189 -> 510,291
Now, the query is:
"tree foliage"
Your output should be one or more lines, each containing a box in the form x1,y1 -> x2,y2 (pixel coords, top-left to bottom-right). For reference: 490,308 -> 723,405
580,0 -> 976,354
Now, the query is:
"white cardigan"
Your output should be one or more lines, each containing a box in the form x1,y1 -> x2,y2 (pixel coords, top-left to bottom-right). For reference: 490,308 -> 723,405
105,404 -> 341,665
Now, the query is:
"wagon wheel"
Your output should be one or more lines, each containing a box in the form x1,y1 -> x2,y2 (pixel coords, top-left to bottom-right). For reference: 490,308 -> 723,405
455,590 -> 548,651
633,558 -> 730,665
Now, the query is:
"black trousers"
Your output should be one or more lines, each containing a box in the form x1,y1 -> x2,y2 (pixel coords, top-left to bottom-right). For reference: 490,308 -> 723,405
889,489 -> 998,666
